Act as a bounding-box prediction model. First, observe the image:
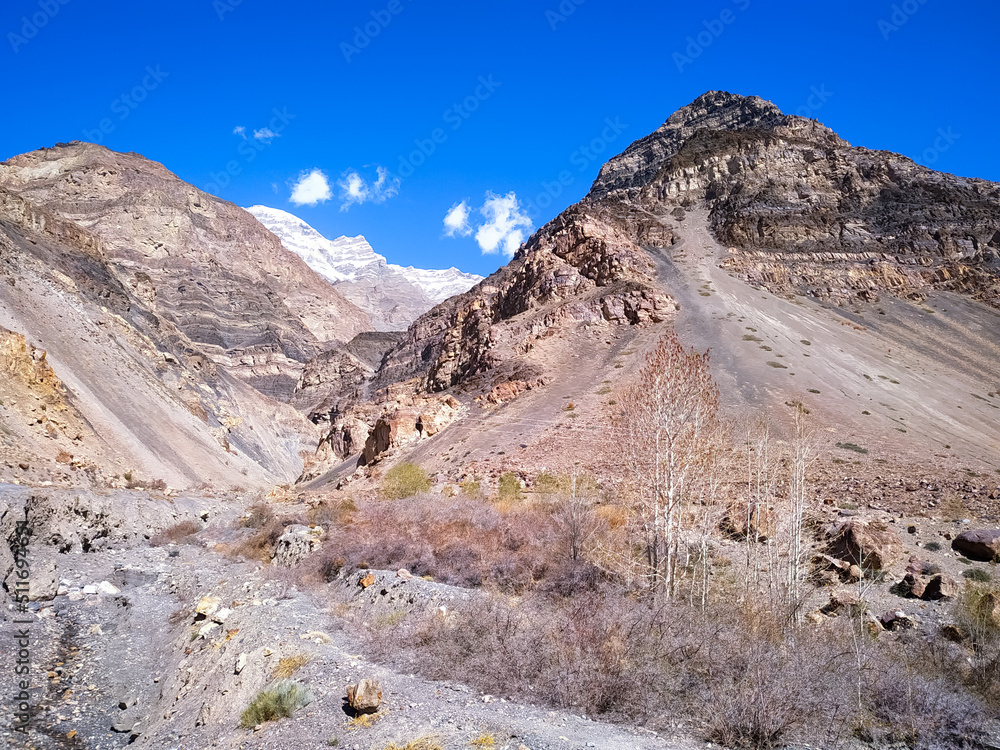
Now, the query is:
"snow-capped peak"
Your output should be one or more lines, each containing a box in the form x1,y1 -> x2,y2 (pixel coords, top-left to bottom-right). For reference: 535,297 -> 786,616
246,205 -> 384,283
246,205 -> 483,304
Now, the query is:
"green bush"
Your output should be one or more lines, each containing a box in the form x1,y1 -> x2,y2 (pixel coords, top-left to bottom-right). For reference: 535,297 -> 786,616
835,442 -> 868,454
963,568 -> 993,583
498,472 -> 522,503
381,462 -> 430,500
240,680 -> 313,728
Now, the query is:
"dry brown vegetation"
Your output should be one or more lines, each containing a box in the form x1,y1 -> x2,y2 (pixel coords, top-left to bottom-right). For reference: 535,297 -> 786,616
149,520 -> 201,547
245,330 -> 999,748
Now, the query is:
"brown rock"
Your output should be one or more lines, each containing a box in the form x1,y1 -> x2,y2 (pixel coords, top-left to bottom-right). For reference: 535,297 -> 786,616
359,573 -> 376,589
728,504 -> 776,541
901,572 -> 928,599
346,679 -> 382,715
952,529 -> 1000,562
940,624 -> 967,643
820,589 -> 861,616
826,519 -> 903,570
880,610 -> 915,631
921,573 -> 959,601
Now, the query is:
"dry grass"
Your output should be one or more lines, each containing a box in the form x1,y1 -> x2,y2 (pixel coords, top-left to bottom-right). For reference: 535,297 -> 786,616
271,654 -> 309,680
150,520 -> 200,547
239,680 -> 312,728
348,712 -> 383,730
382,737 -> 441,750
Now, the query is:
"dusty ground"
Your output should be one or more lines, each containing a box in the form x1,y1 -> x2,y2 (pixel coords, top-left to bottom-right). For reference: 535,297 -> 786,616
0,485 -> 712,750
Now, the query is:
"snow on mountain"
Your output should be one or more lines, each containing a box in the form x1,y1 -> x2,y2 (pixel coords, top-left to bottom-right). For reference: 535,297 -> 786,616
245,206 -> 483,304
387,264 -> 483,304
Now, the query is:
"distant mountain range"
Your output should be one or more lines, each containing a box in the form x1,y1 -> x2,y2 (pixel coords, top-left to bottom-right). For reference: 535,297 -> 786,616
247,206 -> 483,331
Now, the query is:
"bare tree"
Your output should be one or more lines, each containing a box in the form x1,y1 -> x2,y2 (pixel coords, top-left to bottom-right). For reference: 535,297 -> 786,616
615,331 -> 721,598
785,404 -> 816,624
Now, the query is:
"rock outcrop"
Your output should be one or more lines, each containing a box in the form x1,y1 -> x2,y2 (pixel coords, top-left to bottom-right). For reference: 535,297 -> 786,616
825,519 -> 903,571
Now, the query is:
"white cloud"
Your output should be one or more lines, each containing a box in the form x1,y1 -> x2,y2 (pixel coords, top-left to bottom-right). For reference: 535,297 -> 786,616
474,191 -> 533,257
289,169 -> 333,206
443,201 -> 472,237
337,166 -> 400,211
253,127 -> 279,142
233,125 -> 246,138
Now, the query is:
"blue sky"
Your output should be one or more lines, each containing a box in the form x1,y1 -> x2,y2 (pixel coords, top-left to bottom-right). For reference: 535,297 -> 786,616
2,0 -> 998,277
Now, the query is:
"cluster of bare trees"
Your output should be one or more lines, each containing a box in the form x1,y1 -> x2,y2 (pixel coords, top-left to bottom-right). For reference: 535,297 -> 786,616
595,330 -> 816,623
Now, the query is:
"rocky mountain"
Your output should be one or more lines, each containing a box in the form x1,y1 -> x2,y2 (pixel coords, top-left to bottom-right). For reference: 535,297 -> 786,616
304,91 -> 1000,483
0,142 -> 373,489
247,206 -> 483,330
592,91 -> 1000,308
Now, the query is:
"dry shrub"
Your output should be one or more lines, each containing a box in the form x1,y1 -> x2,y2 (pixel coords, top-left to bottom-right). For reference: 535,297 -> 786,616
309,493 -> 555,592
699,622 -> 847,749
150,520 -> 201,547
320,489 -> 1000,749
382,738 -> 441,750
231,517 -> 285,563
358,586 -> 997,748
307,496 -> 356,528
954,581 -> 1000,695
242,502 -> 276,529
860,664 -> 986,749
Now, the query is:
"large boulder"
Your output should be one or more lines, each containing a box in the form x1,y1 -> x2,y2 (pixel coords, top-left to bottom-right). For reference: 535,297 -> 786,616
952,529 -> 1000,562
899,572 -> 959,601
826,519 -> 903,570
346,679 -> 382,715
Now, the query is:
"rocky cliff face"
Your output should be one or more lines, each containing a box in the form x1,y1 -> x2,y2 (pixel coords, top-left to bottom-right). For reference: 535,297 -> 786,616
0,142 -> 373,488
